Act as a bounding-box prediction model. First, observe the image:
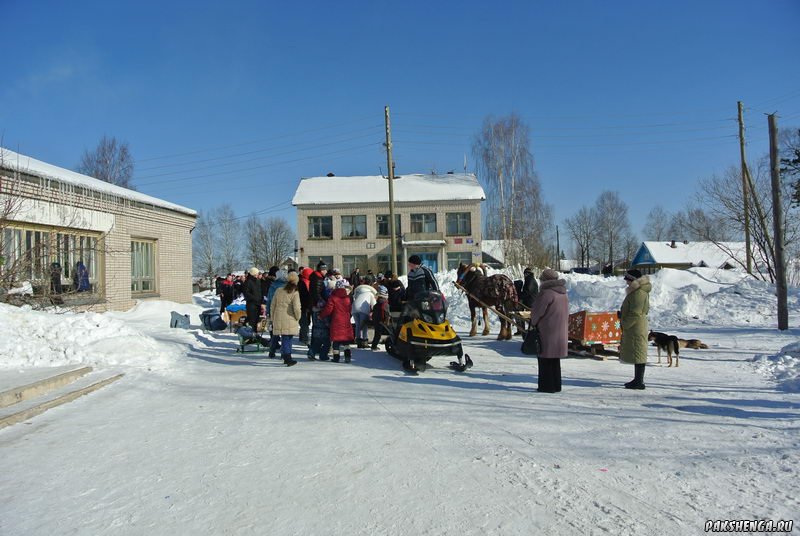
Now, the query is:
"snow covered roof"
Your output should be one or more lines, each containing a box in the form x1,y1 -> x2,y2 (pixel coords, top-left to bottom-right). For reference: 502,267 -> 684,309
0,147 -> 196,216
292,173 -> 485,206
632,241 -> 747,269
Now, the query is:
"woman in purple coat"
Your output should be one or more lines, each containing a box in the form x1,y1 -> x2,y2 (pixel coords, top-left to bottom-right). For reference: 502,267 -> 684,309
528,268 -> 569,393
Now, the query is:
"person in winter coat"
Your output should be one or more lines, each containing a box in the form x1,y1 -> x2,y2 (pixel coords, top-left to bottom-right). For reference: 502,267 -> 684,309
243,267 -> 263,332
270,271 -> 301,366
298,267 -> 314,345
349,267 -> 362,288
320,279 -> 354,363
351,283 -> 378,348
370,286 -> 390,351
266,270 -> 289,357
73,261 -> 90,292
405,255 -> 438,299
219,274 -> 235,315
619,269 -> 651,390
520,267 -> 539,309
309,261 -> 328,307
307,297 -> 332,361
384,272 -> 406,322
261,266 -> 277,303
528,268 -> 569,393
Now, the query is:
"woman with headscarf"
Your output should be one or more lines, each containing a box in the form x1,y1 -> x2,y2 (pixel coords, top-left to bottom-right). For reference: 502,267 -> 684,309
527,268 -> 569,393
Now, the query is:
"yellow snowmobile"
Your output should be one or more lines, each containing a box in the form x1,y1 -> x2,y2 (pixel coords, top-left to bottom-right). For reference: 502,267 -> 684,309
385,290 -> 472,374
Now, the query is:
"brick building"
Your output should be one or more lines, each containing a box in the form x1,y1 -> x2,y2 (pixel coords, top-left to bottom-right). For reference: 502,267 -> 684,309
0,148 -> 196,311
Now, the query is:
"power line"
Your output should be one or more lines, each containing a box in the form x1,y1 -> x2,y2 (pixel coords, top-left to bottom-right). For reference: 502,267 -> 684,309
136,142 -> 382,193
134,114 -> 378,163
135,131 -> 382,183
393,134 -> 737,149
137,124 -> 382,172
393,123 -> 736,140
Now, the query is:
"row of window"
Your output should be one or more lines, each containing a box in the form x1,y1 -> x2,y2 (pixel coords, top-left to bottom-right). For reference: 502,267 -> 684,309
308,212 -> 472,239
309,252 -> 474,275
0,225 -> 157,296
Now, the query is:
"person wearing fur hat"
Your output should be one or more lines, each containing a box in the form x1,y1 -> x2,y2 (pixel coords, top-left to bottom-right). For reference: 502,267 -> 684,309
619,269 -> 651,389
520,267 -> 539,310
528,268 -> 569,393
243,267 -> 263,332
320,279 -> 354,363
270,271 -> 301,366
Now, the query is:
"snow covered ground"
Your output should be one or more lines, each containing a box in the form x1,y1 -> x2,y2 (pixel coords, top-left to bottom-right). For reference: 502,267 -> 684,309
0,268 -> 798,535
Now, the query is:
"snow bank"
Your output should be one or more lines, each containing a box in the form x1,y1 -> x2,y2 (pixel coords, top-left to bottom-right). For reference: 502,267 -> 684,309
751,341 -> 800,392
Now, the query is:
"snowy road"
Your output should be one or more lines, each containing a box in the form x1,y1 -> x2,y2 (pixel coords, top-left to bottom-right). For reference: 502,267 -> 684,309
1,326 -> 798,536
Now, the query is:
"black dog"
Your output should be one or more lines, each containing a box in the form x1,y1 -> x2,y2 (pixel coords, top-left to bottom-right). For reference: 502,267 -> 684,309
648,331 -> 680,367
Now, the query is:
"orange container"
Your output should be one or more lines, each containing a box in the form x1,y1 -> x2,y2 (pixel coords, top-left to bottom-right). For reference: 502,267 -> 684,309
568,311 -> 621,346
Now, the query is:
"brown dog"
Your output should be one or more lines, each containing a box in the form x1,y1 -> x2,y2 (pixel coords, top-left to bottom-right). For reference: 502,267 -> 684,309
678,338 -> 708,349
648,331 -> 680,367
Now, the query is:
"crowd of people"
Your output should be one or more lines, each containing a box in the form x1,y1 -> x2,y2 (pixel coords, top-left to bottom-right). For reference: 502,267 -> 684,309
213,255 -> 440,367
214,257 -> 653,393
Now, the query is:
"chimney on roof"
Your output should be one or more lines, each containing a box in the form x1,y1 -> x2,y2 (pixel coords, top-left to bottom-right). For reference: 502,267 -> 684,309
326,172 -> 335,177
670,240 -> 676,248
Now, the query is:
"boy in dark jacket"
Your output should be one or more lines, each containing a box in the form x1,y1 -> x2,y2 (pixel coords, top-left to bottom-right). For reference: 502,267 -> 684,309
307,298 -> 331,361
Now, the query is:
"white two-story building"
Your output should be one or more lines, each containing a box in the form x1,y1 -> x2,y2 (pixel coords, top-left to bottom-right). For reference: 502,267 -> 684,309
292,173 -> 485,275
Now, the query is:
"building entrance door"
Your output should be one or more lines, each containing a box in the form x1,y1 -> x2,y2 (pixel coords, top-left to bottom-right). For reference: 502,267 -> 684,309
410,252 -> 438,273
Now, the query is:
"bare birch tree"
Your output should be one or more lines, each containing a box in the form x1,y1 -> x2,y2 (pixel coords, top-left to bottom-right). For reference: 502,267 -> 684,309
564,206 -> 596,268
192,210 -> 217,286
77,135 -> 135,189
473,113 -> 553,266
643,206 -> 671,241
592,191 -> 633,268
263,217 -> 294,269
216,204 -> 241,274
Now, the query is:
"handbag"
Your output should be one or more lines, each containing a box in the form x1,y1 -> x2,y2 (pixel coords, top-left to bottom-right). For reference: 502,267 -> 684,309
520,325 -> 542,356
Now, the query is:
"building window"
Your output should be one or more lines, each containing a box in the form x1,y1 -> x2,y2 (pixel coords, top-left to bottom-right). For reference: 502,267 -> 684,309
308,255 -> 333,270
342,255 -> 368,276
1,225 -> 100,295
308,216 -> 333,239
410,213 -> 437,233
376,214 -> 401,237
376,254 -> 403,275
447,252 -> 473,270
341,215 -> 367,238
131,240 -> 157,294
446,212 -> 471,236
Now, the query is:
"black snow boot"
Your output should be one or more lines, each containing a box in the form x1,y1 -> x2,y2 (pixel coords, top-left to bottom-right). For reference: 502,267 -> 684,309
282,354 -> 297,367
625,364 -> 646,390
332,353 -> 340,363
344,348 -> 352,363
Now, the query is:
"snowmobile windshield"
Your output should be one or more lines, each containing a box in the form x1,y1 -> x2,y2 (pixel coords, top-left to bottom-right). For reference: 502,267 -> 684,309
415,291 -> 448,325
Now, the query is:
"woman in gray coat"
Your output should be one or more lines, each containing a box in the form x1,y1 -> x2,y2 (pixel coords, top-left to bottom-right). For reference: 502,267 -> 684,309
528,269 -> 569,393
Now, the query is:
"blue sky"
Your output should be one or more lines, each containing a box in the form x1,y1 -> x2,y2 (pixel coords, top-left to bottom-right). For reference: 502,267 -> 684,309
2,0 -> 799,239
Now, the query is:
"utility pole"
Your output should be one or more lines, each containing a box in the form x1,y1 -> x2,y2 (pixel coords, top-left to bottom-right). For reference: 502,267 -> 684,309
555,225 -> 560,271
737,102 -> 753,273
384,106 -> 398,277
768,114 -> 788,330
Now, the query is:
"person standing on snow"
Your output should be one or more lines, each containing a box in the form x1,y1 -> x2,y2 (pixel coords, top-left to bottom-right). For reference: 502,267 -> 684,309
528,269 -> 569,393
619,269 -> 651,390
351,281 -> 377,348
270,271 -> 301,367
321,279 -> 354,363
243,267 -> 263,332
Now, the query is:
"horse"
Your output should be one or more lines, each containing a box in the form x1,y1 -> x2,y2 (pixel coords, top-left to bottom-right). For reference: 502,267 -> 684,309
456,263 -> 520,340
